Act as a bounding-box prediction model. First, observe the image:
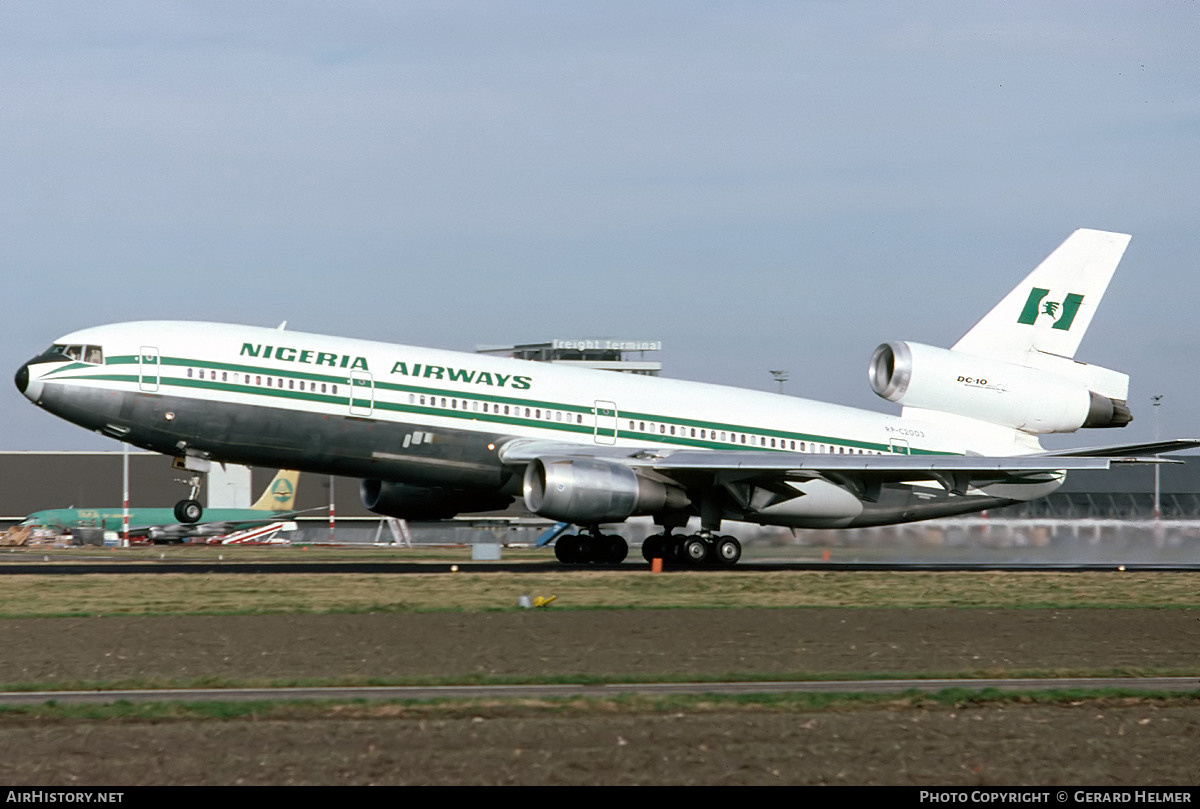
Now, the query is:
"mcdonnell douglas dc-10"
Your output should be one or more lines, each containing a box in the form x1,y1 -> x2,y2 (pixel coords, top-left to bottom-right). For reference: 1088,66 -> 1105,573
15,230 -> 1197,565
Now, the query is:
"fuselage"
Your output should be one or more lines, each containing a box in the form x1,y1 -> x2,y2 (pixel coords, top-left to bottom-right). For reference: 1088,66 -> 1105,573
21,507 -> 288,534
16,321 -> 1057,529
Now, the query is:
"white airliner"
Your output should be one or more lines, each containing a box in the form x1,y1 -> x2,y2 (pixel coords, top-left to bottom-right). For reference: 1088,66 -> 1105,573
14,229 -> 1196,565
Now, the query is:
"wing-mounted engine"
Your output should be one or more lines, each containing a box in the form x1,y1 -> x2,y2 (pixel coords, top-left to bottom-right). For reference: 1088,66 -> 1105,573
360,479 -> 513,521
869,341 -> 1131,434
522,458 -> 690,523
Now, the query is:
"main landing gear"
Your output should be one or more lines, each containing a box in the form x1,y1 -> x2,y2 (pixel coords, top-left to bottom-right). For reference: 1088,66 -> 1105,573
641,531 -> 742,566
552,530 -> 743,566
554,530 -> 629,565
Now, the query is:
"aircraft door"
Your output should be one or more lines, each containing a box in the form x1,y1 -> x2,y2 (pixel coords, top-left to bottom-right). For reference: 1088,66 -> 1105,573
349,370 -> 375,416
889,439 -> 910,454
594,400 -> 618,445
138,346 -> 160,392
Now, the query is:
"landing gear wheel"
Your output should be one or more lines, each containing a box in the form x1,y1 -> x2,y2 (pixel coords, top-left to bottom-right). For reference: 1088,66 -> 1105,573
576,533 -> 597,563
715,536 -> 742,565
642,535 -> 666,563
555,535 -> 581,563
683,536 -> 709,565
174,499 -> 202,524
667,536 -> 687,564
604,535 -> 628,564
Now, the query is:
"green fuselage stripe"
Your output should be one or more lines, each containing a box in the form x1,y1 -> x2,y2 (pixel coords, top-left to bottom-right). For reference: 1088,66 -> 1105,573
47,354 -> 951,457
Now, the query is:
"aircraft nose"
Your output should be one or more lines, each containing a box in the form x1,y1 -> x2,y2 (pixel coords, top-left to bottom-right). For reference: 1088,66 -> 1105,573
14,361 -> 43,403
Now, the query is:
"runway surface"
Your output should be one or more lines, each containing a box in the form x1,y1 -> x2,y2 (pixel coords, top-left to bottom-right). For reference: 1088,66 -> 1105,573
1,676 -> 1198,706
3,558 -> 1200,573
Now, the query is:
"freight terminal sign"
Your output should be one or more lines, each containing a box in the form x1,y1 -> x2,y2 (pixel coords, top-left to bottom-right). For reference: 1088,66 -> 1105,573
551,340 -> 662,352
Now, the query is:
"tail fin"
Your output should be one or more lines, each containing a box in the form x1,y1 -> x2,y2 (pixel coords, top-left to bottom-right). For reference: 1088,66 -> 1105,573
953,229 -> 1131,363
251,470 -> 299,511
878,229 -> 1136,441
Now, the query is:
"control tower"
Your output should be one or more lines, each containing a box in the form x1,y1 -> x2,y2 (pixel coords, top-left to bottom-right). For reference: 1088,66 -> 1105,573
475,339 -> 662,376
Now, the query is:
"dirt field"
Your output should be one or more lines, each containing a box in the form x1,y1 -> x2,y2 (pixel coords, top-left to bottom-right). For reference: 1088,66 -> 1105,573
0,608 -> 1198,785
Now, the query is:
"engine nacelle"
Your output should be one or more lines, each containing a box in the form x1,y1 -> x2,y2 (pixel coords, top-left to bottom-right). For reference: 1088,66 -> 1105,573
869,341 -> 1131,434
523,458 -> 689,524
360,479 -> 513,521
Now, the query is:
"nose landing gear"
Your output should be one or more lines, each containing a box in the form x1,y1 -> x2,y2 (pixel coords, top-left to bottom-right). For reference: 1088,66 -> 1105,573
171,454 -> 209,524
173,497 -> 203,524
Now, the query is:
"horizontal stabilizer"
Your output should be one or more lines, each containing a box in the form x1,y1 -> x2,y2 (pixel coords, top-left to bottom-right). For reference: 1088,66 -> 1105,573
1036,439 -> 1200,458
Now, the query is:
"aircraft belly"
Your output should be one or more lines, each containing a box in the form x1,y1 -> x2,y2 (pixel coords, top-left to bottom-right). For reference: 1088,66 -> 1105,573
743,473 -> 1067,530
44,386 -> 512,489
841,478 -> 1053,527
847,493 -> 1020,527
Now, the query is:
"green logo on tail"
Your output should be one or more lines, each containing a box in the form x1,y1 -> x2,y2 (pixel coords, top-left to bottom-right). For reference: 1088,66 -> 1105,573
1017,288 -> 1084,331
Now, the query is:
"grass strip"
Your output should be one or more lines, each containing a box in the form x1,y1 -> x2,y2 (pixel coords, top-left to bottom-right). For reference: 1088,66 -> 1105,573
0,688 -> 1196,724
0,570 -> 1196,616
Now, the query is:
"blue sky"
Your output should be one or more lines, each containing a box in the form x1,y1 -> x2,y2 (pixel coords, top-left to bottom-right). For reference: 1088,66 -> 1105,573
3,1 -> 1197,449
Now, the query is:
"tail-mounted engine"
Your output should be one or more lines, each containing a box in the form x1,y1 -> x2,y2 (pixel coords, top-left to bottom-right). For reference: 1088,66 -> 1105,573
869,341 -> 1131,434
523,458 -> 689,523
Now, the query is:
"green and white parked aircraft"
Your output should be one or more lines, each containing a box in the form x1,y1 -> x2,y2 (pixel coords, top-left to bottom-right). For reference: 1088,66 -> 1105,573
15,229 -> 1199,565
18,469 -> 300,542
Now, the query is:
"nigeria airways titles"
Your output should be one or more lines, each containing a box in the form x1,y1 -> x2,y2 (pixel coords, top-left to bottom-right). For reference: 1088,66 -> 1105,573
240,342 -> 533,389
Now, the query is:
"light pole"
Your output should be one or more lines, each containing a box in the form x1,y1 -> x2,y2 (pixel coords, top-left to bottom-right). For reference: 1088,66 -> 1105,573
1152,394 -> 1163,520
769,370 -> 788,394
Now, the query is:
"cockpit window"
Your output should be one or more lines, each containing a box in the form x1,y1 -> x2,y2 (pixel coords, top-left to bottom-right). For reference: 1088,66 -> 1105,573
38,344 -> 104,365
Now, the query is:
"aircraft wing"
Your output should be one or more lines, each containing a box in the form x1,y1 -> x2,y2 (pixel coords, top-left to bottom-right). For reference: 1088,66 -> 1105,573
498,439 -> 1190,485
